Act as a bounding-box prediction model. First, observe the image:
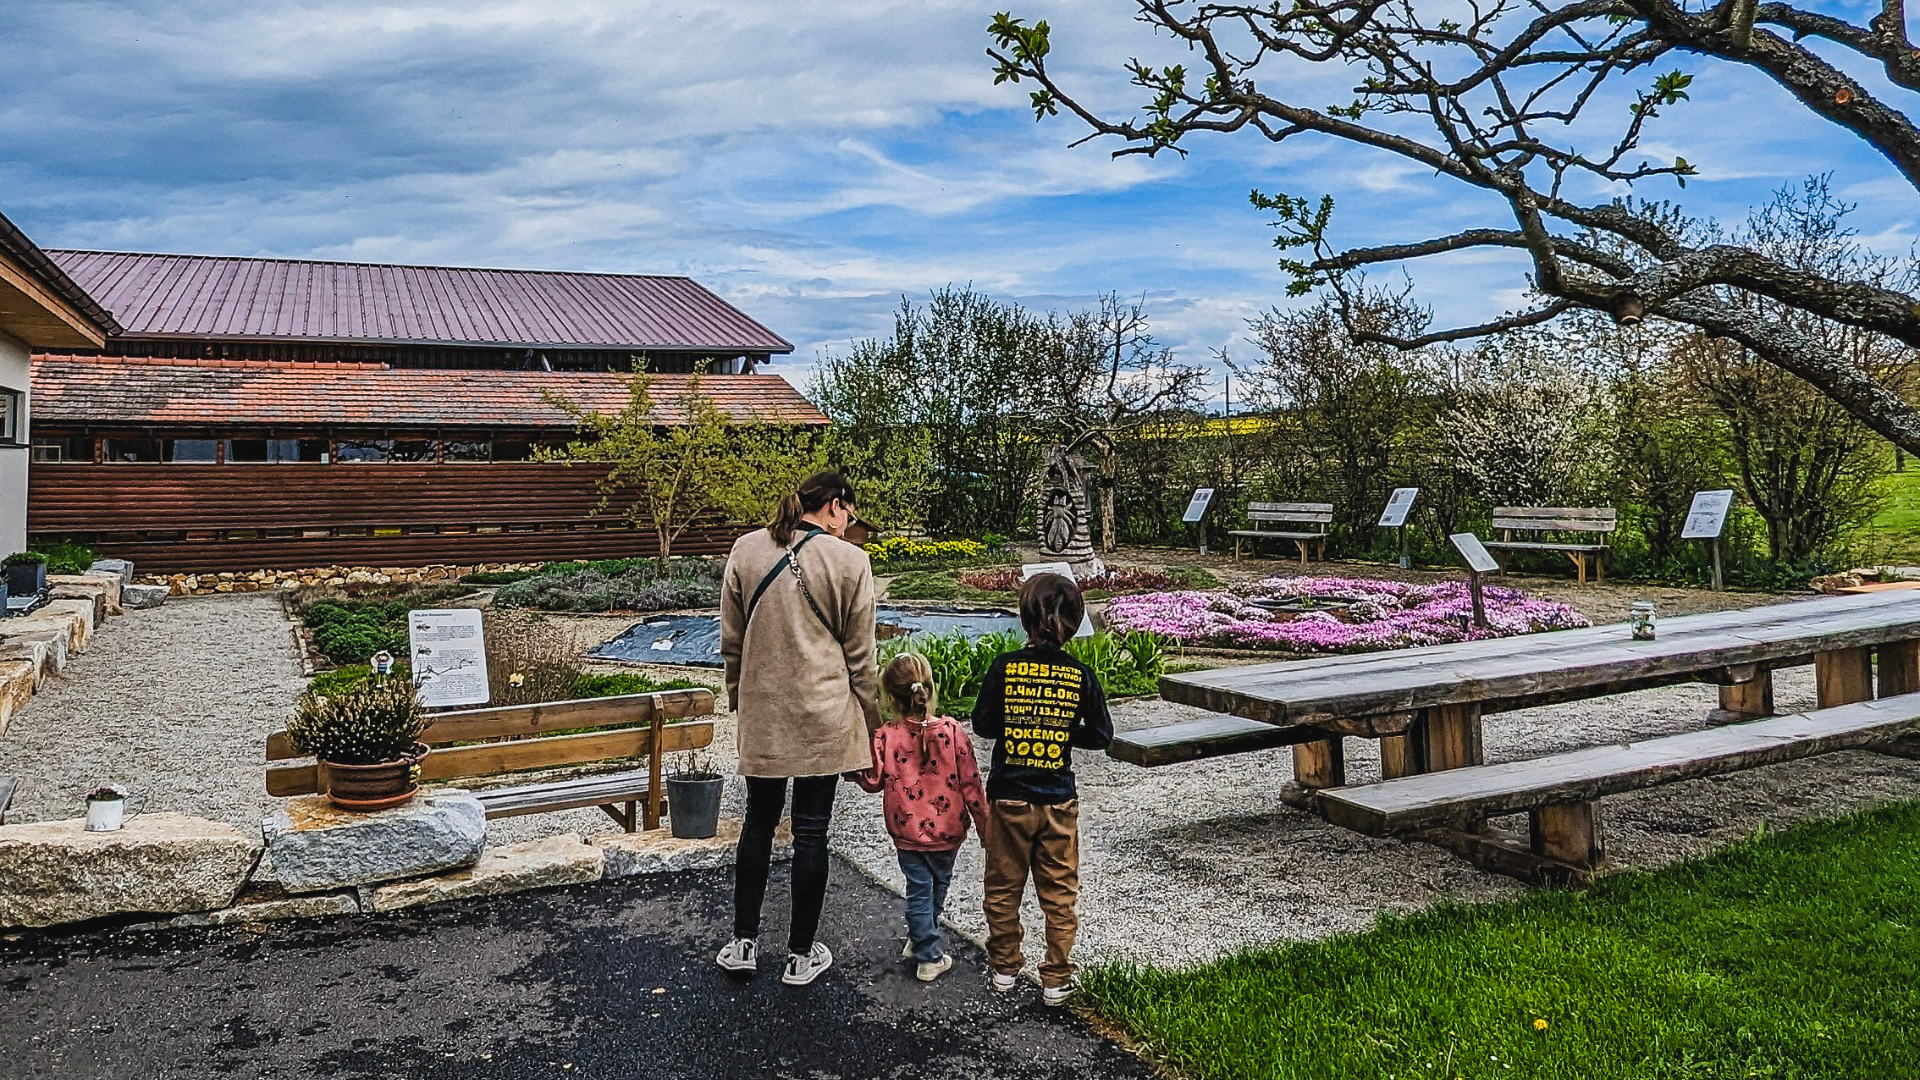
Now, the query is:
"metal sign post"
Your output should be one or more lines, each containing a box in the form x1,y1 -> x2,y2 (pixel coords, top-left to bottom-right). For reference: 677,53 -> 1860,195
1378,487 -> 1420,569
1449,532 -> 1500,629
1680,489 -> 1734,591
1182,488 -> 1215,556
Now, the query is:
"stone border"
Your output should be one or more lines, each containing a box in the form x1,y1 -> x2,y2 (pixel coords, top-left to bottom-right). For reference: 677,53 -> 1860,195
139,563 -> 542,597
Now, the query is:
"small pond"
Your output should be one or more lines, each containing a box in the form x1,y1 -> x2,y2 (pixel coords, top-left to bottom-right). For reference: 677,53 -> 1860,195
590,605 -> 1022,667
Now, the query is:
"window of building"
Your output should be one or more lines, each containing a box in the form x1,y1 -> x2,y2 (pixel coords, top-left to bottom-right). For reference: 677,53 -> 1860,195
32,437 -> 94,462
164,439 -> 219,463
491,439 -> 533,461
442,440 -> 490,462
0,388 -> 20,445
105,437 -> 163,462
390,439 -> 437,462
336,440 -> 392,463
227,438 -> 328,463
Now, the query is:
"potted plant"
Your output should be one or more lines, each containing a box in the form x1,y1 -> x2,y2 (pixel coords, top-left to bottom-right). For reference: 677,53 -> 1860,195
84,783 -> 128,832
665,750 -> 725,840
2,552 -> 46,599
286,677 -> 431,810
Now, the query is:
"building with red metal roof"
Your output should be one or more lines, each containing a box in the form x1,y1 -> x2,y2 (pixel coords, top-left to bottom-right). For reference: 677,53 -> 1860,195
26,251 -> 819,572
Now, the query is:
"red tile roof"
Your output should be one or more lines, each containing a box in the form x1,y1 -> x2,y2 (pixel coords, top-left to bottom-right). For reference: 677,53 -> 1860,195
45,250 -> 792,354
30,356 -> 826,430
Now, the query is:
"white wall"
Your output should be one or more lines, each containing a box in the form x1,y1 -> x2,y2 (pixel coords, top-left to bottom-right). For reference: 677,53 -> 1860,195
0,330 -> 28,556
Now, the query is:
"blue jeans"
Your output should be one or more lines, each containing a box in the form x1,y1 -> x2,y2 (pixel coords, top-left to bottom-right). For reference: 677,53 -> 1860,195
898,848 -> 958,963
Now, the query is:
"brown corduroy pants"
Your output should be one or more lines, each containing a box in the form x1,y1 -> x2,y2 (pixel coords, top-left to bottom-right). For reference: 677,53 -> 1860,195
982,798 -> 1080,987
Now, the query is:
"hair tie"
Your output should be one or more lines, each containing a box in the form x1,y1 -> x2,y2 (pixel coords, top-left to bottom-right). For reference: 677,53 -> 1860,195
911,681 -> 925,693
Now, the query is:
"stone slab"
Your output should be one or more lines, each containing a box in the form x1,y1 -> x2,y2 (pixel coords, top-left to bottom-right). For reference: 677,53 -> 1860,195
0,660 -> 34,736
0,813 -> 262,928
88,559 -> 134,585
53,573 -> 123,615
167,890 -> 360,927
366,834 -> 605,913
264,788 -> 487,894
121,584 -> 169,610
47,583 -> 106,624
0,640 -> 49,689
0,628 -> 68,674
594,818 -> 792,878
5,604 -> 90,654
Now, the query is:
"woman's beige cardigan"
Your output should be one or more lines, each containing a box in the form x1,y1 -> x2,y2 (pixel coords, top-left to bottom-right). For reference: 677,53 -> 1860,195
720,527 -> 881,778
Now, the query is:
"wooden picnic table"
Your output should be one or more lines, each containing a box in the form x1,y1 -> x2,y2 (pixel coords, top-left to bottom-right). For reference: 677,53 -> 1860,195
1158,589 -> 1920,801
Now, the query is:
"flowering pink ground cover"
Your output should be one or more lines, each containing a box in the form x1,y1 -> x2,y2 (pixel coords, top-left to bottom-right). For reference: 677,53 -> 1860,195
1104,575 -> 1590,653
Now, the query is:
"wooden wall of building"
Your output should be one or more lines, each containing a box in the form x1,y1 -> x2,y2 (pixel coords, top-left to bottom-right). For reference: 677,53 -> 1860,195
28,462 -> 750,573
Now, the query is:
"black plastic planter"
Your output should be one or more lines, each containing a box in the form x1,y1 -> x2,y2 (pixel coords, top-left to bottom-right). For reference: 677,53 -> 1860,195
4,562 -> 45,599
665,775 -> 725,839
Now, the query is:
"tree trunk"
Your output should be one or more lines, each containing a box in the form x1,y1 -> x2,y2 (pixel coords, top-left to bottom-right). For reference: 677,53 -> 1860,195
1099,444 -> 1118,554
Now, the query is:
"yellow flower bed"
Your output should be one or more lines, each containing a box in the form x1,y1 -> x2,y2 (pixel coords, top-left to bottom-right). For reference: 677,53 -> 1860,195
864,537 -> 988,564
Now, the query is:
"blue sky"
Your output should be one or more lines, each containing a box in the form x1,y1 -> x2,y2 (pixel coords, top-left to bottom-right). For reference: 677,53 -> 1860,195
4,0 -> 1915,399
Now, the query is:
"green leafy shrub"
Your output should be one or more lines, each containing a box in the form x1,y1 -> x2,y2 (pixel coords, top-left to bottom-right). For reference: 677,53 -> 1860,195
492,557 -> 723,612
866,536 -> 1015,573
287,677 -> 427,765
294,582 -> 479,666
571,671 -> 706,697
1065,630 -> 1167,697
878,628 -> 1168,715
27,538 -> 98,575
2,552 -> 47,568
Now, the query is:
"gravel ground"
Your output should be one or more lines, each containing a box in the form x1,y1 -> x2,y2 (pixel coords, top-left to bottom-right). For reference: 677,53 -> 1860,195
11,583 -> 1920,977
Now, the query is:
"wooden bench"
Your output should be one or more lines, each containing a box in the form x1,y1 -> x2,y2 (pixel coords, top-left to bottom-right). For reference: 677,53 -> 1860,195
1482,506 -> 1617,583
1229,502 -> 1333,565
266,689 -> 716,832
1319,693 -> 1920,883
1108,715 -> 1310,766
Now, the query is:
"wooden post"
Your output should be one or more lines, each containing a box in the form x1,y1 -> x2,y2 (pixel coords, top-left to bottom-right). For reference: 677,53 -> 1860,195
1530,801 -> 1604,869
1815,646 -> 1875,708
1467,569 -> 1488,629
1716,671 -> 1774,723
1877,640 -> 1920,698
1197,517 -> 1208,557
1398,524 -> 1409,570
1380,728 -> 1425,779
1292,738 -> 1346,789
1710,538 -> 1723,592
644,715 -> 664,830
1423,704 -> 1484,771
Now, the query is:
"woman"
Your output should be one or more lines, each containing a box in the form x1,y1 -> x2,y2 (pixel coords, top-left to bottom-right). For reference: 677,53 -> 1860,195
715,470 -> 879,986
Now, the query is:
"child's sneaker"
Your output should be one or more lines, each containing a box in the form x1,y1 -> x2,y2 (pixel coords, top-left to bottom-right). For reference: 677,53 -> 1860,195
1042,982 -> 1075,1007
715,937 -> 757,972
781,942 -> 834,986
990,971 -> 1019,993
916,954 -> 954,982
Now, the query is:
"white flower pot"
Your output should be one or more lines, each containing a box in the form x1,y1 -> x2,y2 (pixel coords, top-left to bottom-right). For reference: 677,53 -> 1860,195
85,797 -> 125,832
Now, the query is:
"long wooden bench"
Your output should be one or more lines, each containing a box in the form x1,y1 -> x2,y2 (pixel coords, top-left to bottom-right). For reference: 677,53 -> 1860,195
266,688 -> 716,832
1319,693 -> 1920,883
1482,506 -> 1616,583
1229,501 -> 1332,565
1108,715 -> 1310,766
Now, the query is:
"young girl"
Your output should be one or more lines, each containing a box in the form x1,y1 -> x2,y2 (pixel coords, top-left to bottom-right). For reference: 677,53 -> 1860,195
971,572 -> 1113,1005
854,652 -> 990,982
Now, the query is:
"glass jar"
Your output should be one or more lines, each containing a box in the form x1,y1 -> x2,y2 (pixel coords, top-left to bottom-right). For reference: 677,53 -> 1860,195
1630,601 -> 1657,641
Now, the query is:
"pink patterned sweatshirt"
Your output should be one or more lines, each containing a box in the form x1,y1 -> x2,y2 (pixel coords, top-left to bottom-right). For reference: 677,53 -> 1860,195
854,716 -> 992,852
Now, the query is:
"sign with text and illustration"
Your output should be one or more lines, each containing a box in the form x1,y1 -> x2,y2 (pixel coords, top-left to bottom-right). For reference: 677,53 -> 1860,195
409,608 -> 491,708
1379,487 -> 1420,528
1019,563 -> 1097,638
1682,489 -> 1735,540
1450,532 -> 1502,575
998,657 -> 1087,770
1181,488 -> 1215,523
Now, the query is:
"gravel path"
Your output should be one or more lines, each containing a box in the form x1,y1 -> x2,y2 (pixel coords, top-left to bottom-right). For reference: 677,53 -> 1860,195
0,593 -> 307,831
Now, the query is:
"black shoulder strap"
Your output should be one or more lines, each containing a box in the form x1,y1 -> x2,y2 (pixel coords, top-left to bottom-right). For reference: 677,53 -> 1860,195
745,528 -> 822,628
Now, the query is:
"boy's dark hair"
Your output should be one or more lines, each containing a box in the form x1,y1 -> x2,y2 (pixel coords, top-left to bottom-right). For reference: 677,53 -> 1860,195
1018,573 -> 1084,648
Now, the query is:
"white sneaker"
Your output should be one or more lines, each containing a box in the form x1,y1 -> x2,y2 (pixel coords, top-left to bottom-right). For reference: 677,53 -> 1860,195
1042,983 -> 1074,1007
715,937 -> 757,973
916,954 -> 954,982
990,971 -> 1019,993
781,942 -> 834,986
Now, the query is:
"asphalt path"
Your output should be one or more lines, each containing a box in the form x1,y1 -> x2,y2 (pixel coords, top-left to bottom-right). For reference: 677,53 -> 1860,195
0,858 -> 1154,1079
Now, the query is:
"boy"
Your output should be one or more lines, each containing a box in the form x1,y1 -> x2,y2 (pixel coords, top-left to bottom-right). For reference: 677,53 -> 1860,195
971,572 -> 1113,1005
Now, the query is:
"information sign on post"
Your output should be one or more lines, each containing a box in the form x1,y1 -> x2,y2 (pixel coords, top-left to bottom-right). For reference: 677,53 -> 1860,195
408,608 -> 491,708
1448,532 -> 1500,628
1681,489 -> 1735,591
1182,487 -> 1215,555
1378,487 -> 1420,568
1020,563 -> 1097,638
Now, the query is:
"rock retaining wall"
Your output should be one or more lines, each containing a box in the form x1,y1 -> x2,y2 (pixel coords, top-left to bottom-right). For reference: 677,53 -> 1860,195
137,563 -> 544,596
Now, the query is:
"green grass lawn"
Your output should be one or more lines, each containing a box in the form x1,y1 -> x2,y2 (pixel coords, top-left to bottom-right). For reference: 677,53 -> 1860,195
1082,802 -> 1920,1080
1863,466 -> 1920,565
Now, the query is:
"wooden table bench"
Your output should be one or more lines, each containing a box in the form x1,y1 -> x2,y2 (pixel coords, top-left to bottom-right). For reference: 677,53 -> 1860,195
1229,502 -> 1332,565
1482,506 -> 1616,583
1319,693 -> 1920,883
1129,590 -> 1920,877
266,688 -> 716,832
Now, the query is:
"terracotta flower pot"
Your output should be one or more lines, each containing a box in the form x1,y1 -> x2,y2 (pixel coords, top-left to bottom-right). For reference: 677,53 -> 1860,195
322,743 -> 429,810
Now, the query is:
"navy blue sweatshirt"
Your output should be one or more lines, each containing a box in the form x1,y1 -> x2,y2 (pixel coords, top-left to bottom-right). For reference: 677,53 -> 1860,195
971,644 -> 1114,805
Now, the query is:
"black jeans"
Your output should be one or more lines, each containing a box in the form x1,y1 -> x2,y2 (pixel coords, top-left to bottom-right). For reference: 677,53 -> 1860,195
733,774 -> 838,954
